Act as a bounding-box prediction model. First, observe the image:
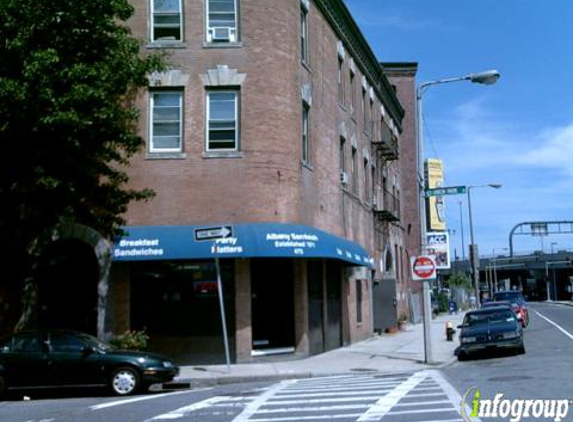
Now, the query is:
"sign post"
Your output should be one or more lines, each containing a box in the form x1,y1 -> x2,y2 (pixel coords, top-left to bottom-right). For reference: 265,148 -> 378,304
214,256 -> 231,372
411,255 -> 437,364
197,225 -> 234,372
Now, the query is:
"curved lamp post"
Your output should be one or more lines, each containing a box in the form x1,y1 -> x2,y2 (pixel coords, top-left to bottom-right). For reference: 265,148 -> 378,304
416,70 -> 500,364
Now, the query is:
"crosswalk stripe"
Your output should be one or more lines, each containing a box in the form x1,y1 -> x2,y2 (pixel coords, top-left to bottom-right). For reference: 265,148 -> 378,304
249,414 -> 364,421
279,384 -> 397,393
148,396 -> 233,420
265,395 -> 386,405
256,404 -> 371,413
357,371 -> 429,421
230,380 -> 297,422
393,399 -> 452,407
387,407 -> 458,415
267,390 -> 391,399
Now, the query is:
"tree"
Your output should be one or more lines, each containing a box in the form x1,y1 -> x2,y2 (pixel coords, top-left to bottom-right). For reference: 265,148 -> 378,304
0,0 -> 166,330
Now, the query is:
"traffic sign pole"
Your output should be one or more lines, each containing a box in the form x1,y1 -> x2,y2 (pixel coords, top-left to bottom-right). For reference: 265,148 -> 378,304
422,281 -> 434,364
411,255 -> 436,364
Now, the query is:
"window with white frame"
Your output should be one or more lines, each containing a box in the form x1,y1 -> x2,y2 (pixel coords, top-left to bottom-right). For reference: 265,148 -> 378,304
206,0 -> 238,43
300,5 -> 308,62
151,0 -> 183,42
338,58 -> 345,105
364,157 -> 370,201
149,90 -> 183,152
302,103 -> 310,164
350,70 -> 356,116
351,146 -> 358,193
207,90 -> 238,151
339,136 -> 346,182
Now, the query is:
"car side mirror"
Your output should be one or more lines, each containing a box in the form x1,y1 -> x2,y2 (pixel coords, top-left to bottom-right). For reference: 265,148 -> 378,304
82,346 -> 96,355
457,324 -> 466,329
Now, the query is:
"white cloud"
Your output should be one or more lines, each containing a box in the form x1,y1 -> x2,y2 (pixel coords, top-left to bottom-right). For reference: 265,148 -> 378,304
429,98 -> 573,182
516,125 -> 573,175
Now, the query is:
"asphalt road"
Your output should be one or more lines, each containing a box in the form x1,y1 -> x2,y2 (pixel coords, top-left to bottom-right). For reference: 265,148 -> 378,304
442,301 -> 573,422
2,302 -> 572,422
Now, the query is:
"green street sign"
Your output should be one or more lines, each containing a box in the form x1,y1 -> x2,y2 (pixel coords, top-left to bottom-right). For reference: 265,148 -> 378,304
425,186 -> 467,197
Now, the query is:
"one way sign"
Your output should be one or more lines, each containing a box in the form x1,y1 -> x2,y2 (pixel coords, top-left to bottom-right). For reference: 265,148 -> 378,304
195,226 -> 233,241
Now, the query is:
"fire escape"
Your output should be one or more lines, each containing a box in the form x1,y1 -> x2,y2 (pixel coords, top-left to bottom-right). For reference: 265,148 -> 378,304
372,119 -> 400,225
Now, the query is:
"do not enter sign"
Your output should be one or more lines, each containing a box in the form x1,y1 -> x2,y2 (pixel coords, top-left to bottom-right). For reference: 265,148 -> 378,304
411,255 -> 437,281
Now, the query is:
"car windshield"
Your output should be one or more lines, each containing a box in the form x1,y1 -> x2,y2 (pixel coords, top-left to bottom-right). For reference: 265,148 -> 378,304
75,332 -> 115,352
464,310 -> 515,326
494,292 -> 523,304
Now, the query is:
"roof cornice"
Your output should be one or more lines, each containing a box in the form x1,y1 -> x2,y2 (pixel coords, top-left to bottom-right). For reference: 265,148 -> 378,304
314,0 -> 404,129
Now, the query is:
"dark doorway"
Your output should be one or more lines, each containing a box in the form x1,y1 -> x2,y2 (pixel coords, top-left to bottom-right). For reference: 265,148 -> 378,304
37,239 -> 99,334
325,262 -> 342,351
251,259 -> 294,351
307,260 -> 342,355
307,260 -> 324,355
373,278 -> 397,334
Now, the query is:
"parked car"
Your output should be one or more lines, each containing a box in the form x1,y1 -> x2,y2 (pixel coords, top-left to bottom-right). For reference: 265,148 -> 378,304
0,329 -> 179,396
457,306 -> 525,361
482,300 -> 526,328
493,290 -> 529,327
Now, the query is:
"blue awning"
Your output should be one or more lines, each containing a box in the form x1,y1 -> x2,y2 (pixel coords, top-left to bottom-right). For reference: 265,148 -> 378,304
113,223 -> 373,267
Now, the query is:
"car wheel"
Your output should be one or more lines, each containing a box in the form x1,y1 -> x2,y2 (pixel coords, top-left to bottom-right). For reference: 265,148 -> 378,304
516,346 -> 526,355
457,352 -> 468,361
109,367 -> 140,396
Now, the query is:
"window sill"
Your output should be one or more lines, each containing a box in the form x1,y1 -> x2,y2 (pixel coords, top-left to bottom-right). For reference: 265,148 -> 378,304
302,161 -> 314,171
202,151 -> 244,159
146,41 -> 187,49
203,41 -> 243,49
146,152 -> 187,160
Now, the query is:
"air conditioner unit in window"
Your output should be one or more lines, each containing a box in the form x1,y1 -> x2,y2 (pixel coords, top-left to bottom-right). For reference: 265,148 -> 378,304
211,27 -> 231,41
340,171 -> 349,185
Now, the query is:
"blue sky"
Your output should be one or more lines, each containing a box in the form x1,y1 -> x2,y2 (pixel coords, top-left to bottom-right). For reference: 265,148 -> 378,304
344,0 -> 573,259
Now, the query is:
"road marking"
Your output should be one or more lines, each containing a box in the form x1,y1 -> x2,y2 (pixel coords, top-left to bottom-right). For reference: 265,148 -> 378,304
148,396 -> 233,420
278,385 -> 395,393
266,395 -> 387,405
90,389 -> 204,410
230,380 -> 297,422
430,369 -> 483,422
249,414 -> 363,421
534,310 -> 573,340
256,404 -> 371,413
268,390 -> 392,399
357,371 -> 428,421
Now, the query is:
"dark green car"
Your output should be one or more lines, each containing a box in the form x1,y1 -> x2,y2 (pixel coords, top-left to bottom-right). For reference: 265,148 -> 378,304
457,306 -> 525,361
0,329 -> 179,396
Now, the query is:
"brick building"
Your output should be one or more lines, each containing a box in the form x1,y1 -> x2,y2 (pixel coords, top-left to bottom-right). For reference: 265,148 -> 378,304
104,0 -> 415,364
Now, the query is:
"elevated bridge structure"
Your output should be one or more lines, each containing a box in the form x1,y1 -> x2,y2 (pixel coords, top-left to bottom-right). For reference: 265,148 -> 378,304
448,251 -> 573,302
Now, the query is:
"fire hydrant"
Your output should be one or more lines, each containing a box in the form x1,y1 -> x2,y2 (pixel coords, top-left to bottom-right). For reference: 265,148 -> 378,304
445,321 -> 456,342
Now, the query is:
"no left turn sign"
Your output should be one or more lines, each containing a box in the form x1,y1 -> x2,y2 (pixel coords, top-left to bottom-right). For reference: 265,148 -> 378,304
411,255 -> 437,281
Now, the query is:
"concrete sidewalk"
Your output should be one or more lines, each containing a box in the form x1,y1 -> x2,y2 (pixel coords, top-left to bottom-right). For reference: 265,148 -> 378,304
171,312 -> 465,388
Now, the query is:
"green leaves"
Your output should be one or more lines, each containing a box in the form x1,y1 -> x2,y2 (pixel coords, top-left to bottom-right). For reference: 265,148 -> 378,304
0,0 -> 166,283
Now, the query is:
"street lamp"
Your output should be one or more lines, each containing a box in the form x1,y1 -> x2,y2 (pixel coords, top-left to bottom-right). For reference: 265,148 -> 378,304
492,247 -> 508,295
551,242 -> 558,301
467,183 -> 502,308
416,70 -> 500,364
